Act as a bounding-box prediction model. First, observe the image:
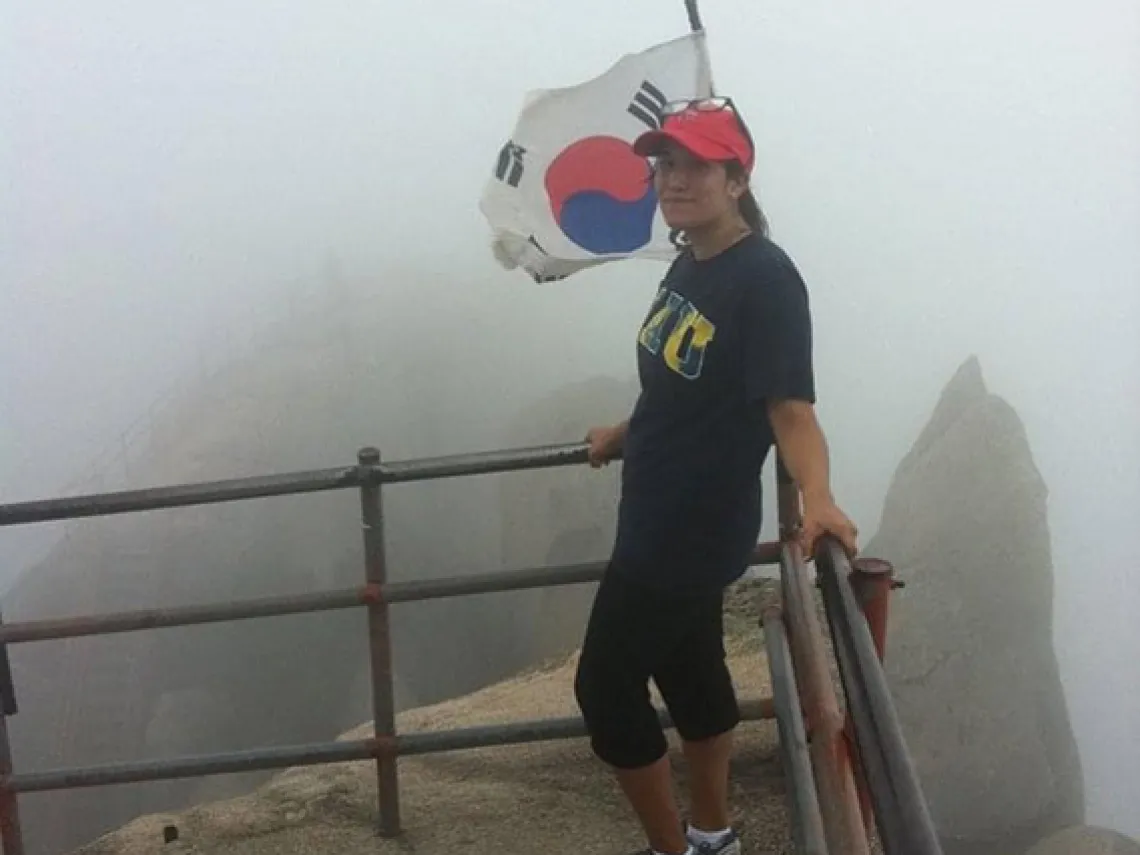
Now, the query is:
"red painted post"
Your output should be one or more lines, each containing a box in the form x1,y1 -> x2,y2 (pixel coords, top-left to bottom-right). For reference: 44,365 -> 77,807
848,557 -> 896,662
843,556 -> 898,837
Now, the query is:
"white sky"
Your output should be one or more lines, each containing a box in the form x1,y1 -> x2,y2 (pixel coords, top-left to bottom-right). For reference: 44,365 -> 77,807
2,0 -> 1138,838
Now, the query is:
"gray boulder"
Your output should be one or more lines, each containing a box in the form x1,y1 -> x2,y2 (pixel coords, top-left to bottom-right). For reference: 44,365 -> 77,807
864,356 -> 1084,854
1025,826 -> 1140,855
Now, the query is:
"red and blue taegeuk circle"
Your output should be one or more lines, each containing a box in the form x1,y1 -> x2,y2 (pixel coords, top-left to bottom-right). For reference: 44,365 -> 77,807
544,136 -> 657,255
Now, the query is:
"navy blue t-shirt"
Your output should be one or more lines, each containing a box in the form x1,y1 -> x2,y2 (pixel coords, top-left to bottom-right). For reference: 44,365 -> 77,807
611,232 -> 816,592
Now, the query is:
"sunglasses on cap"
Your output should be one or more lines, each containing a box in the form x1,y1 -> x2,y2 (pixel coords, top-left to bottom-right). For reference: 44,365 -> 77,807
660,96 -> 756,154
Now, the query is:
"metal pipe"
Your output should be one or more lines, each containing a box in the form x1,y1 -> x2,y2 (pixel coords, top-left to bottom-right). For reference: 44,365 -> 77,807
816,540 -> 942,855
387,561 -> 605,603
0,633 -> 14,715
358,447 -> 400,838
398,697 -> 774,757
4,698 -> 774,793
387,539 -> 780,603
0,466 -> 360,526
0,715 -> 23,855
0,442 -> 595,527
0,614 -> 22,855
824,585 -> 903,849
0,542 -> 782,646
684,0 -> 704,31
5,737 -> 377,793
377,443 -> 591,485
779,544 -> 868,854
762,607 -> 827,855
0,587 -> 376,645
774,452 -> 868,854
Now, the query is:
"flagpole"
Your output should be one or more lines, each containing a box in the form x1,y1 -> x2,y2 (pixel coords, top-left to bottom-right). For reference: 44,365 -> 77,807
684,0 -> 715,95
684,0 -> 703,32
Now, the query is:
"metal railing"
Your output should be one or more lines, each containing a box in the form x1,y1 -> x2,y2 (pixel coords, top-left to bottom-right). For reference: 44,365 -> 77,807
0,440 -> 940,855
0,442 -> 777,854
817,544 -> 942,853
766,462 -> 943,854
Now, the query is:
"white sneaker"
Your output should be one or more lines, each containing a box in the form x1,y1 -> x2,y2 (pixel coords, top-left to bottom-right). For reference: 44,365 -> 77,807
685,825 -> 741,855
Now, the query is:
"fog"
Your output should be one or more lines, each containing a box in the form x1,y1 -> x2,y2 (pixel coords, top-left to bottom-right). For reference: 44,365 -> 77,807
2,0 -> 1138,845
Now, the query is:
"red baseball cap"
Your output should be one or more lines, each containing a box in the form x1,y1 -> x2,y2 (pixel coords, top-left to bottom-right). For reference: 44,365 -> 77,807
633,103 -> 755,173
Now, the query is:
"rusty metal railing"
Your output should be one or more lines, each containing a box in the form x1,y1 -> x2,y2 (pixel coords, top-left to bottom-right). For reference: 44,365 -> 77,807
817,543 -> 942,853
767,457 -> 942,855
762,605 -> 827,854
0,441 -> 939,855
0,442 -> 780,855
773,461 -> 870,854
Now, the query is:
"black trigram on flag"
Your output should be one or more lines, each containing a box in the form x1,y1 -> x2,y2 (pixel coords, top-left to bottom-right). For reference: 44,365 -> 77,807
494,140 -> 526,187
627,80 -> 667,129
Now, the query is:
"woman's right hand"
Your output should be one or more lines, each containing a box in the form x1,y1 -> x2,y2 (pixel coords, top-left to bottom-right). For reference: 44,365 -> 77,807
585,424 -> 624,468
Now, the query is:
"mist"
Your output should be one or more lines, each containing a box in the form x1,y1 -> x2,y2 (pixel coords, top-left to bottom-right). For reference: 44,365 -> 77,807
2,0 -> 1137,845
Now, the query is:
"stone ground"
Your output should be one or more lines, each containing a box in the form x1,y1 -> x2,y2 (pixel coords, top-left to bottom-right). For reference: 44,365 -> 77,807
73,578 -> 812,855
1025,826 -> 1140,855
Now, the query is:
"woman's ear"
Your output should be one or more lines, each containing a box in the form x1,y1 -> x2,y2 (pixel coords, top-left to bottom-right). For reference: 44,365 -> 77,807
725,170 -> 749,201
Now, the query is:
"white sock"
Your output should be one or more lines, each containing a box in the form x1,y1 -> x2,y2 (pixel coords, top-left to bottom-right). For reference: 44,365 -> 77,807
687,825 -> 733,847
652,847 -> 694,855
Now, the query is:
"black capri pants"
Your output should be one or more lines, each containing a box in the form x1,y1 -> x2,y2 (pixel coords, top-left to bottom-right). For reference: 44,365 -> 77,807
573,565 -> 741,769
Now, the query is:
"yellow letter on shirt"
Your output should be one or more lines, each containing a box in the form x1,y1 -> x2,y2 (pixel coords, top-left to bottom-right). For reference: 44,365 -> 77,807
663,304 -> 716,380
638,288 -> 683,355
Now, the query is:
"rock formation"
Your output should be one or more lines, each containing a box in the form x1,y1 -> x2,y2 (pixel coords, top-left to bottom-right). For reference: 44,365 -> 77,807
863,356 -> 1084,854
0,280 -> 637,854
71,581 -> 786,855
0,335 -> 400,855
1025,826 -> 1140,855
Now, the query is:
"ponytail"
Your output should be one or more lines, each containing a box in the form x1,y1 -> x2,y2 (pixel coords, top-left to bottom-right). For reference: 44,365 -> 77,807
726,161 -> 769,237
739,189 -> 768,237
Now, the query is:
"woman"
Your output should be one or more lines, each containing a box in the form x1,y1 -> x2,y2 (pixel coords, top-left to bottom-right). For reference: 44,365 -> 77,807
573,97 -> 858,855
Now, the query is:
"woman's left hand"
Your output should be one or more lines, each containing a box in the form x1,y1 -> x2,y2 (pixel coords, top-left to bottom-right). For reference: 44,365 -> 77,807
799,497 -> 859,560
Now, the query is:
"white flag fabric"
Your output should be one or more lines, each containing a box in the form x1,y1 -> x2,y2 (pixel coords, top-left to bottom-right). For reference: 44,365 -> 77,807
479,31 -> 715,283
